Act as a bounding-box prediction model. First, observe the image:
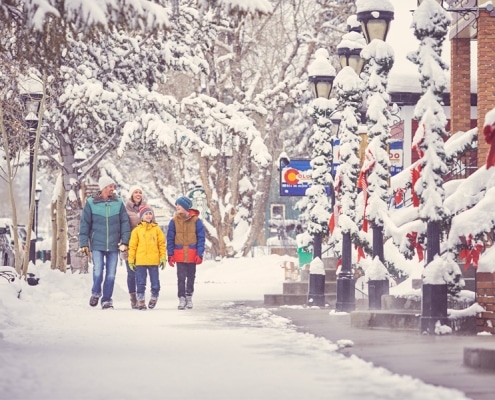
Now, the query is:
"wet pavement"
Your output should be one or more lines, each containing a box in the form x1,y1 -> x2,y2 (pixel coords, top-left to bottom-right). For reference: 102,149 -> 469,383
269,307 -> 495,400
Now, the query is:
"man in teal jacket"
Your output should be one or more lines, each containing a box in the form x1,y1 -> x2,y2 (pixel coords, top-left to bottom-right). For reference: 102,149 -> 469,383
79,176 -> 131,309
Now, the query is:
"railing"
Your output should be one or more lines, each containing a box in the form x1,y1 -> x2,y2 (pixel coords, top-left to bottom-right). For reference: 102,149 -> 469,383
391,149 -> 478,209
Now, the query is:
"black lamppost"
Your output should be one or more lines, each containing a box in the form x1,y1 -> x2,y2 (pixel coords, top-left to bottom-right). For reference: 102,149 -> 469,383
306,49 -> 336,306
35,182 -> 42,240
21,91 -> 43,264
307,49 -> 336,261
355,1 -> 394,310
334,24 -> 366,313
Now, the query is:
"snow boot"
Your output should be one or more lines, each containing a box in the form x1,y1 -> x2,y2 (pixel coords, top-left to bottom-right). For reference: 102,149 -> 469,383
148,297 -> 158,309
89,295 -> 99,307
178,296 -> 186,310
102,301 -> 114,310
137,299 -> 147,310
185,295 -> 193,309
130,292 -> 138,309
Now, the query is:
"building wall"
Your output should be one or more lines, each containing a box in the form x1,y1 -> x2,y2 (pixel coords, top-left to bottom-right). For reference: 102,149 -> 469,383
477,9 -> 495,166
450,37 -> 472,135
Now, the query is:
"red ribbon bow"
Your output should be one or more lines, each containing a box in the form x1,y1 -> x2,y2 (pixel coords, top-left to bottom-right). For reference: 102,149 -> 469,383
394,188 -> 405,207
459,235 -> 483,271
406,231 -> 424,262
356,245 -> 365,262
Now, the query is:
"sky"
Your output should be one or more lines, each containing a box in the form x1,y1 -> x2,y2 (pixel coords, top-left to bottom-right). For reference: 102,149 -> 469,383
0,253 -> 472,400
387,0 -> 477,93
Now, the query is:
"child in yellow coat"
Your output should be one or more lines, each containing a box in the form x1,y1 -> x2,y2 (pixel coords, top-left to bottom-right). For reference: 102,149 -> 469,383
128,206 -> 166,310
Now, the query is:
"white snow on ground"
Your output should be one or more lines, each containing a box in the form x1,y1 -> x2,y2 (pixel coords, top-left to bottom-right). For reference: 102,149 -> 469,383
0,255 -> 469,399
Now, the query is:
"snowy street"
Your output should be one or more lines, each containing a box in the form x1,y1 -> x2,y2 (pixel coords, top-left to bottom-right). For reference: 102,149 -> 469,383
0,256 -> 469,400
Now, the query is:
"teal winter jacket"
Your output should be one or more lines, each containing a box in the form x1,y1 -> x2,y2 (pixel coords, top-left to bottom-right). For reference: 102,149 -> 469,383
79,194 -> 131,252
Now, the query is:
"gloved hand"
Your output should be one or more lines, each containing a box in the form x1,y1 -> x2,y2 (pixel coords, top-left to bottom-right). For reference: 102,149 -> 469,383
119,244 -> 128,252
160,258 -> 167,270
194,255 -> 203,265
168,257 -> 175,267
129,263 -> 136,271
80,246 -> 90,257
119,249 -> 128,260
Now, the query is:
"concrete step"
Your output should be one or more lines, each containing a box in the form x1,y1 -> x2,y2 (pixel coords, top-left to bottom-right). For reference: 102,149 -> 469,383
351,309 -> 477,334
351,310 -> 421,331
322,257 -> 339,269
264,293 -> 337,307
282,281 -> 336,295
464,346 -> 495,370
381,295 -> 421,311
300,268 -> 336,282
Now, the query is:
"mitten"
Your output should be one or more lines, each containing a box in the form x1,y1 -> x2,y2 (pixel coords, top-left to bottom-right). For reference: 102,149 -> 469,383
160,257 -> 167,270
194,255 -> 203,265
168,257 -> 175,267
80,246 -> 90,256
129,263 -> 136,271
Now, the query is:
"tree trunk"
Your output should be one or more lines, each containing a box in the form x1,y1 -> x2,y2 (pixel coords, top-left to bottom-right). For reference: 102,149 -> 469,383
50,199 -> 58,269
242,167 -> 272,256
58,135 -> 87,273
55,180 -> 68,272
0,103 -> 23,273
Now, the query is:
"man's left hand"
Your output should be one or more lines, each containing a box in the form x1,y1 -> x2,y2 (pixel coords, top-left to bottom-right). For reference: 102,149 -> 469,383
119,244 -> 128,252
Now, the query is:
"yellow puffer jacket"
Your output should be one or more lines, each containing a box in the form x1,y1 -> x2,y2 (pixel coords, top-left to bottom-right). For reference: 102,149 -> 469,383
128,222 -> 166,266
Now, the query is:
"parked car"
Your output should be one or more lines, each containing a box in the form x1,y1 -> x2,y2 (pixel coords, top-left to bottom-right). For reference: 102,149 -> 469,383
0,218 -> 26,267
0,228 -> 15,267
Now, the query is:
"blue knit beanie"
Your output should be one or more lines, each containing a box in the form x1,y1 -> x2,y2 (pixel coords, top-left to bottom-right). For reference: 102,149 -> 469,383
175,196 -> 192,211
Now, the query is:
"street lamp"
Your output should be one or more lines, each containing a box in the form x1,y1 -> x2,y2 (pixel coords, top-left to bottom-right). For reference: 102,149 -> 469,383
35,182 -> 42,240
307,48 -> 336,260
410,0 -> 451,334
333,27 -> 366,313
356,0 -> 394,310
356,5 -> 394,44
306,49 -> 336,306
337,31 -> 366,77
21,91 -> 43,264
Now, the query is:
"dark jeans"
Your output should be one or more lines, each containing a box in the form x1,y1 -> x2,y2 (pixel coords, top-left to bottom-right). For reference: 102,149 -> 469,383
136,266 -> 160,301
125,261 -> 136,293
177,262 -> 196,298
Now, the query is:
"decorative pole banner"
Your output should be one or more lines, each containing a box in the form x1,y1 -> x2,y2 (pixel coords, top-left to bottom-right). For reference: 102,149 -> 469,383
483,122 -> 495,168
357,148 -> 375,232
411,124 -> 425,208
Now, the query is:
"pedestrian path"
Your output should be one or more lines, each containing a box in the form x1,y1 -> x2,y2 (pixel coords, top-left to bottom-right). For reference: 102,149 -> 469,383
269,307 -> 495,400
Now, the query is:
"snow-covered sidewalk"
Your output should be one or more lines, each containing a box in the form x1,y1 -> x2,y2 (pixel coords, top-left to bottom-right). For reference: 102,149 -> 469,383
0,256 -> 469,399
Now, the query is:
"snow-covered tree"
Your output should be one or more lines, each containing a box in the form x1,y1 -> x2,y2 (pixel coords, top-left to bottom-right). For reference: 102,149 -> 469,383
408,0 -> 450,263
359,36 -> 394,261
0,59 -> 31,273
300,48 -> 337,259
2,0 -> 356,269
333,66 -> 363,271
116,0 -> 353,258
408,0 -> 462,332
